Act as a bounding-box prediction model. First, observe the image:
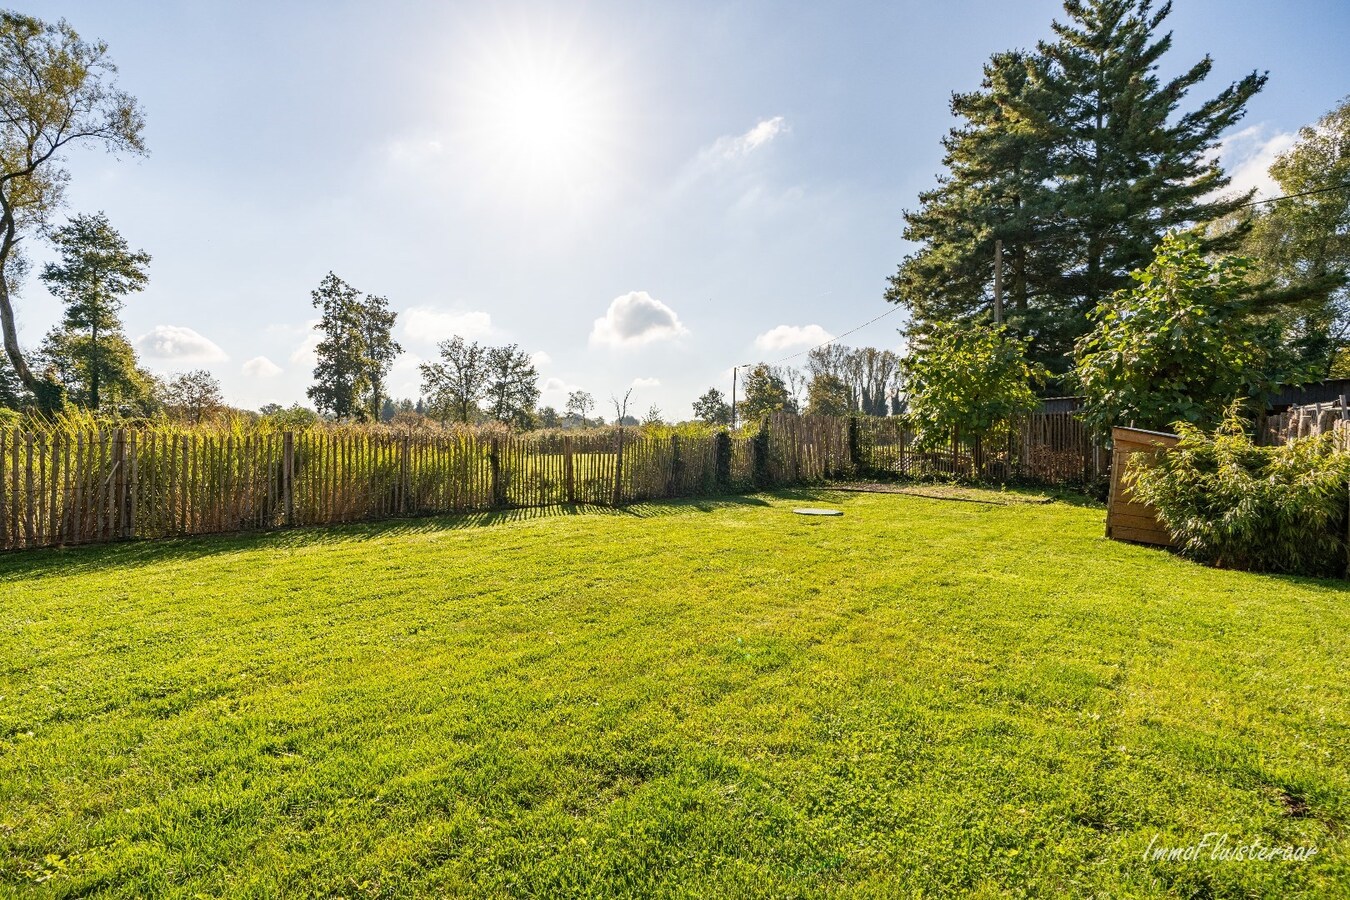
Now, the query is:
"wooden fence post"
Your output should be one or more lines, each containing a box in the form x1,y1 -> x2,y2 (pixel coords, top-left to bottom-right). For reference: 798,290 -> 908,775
612,427 -> 625,507
400,435 -> 411,514
282,432 -> 295,527
490,437 -> 504,507
128,431 -> 138,539
111,428 -> 126,541
564,435 -> 575,504
669,434 -> 682,497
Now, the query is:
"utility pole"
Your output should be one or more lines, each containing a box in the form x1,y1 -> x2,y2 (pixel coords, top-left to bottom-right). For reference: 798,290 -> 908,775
731,365 -> 739,431
993,238 -> 1004,325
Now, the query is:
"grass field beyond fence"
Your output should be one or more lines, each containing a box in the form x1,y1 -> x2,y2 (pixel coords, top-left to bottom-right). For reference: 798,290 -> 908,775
2,489 -> 1346,897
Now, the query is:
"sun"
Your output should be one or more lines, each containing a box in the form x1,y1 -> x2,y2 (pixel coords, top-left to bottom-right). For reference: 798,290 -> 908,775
458,32 -> 618,198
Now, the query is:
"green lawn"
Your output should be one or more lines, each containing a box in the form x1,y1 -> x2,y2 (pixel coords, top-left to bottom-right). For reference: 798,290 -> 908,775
2,489 -> 1347,898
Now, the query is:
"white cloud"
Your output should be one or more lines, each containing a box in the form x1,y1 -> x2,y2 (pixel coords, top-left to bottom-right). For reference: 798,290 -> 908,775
543,377 -> 569,392
387,137 -> 445,167
242,356 -> 282,378
136,325 -> 228,362
1218,124 -> 1297,200
401,306 -> 494,345
290,333 -> 320,367
387,352 -> 425,398
590,291 -> 689,348
530,351 -> 552,369
706,116 -> 788,162
631,376 -> 661,389
754,324 -> 832,354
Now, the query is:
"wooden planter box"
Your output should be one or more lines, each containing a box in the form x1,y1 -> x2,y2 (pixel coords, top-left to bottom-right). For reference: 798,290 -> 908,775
1105,426 -> 1179,547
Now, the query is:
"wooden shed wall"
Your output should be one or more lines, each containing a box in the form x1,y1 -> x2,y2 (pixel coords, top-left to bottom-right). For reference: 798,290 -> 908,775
1105,426 -> 1179,547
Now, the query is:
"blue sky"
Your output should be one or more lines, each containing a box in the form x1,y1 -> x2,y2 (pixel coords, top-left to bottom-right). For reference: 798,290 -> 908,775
11,0 -> 1350,417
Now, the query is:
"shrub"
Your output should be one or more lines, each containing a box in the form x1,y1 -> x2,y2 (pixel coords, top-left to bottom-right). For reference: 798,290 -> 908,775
1128,411 -> 1350,576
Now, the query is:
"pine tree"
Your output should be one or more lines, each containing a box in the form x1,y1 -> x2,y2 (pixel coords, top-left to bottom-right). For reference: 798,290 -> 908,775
888,0 -> 1266,383
39,213 -> 151,410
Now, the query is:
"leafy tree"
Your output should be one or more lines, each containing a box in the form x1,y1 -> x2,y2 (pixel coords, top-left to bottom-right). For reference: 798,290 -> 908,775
1239,97 -> 1350,376
357,293 -> 401,422
0,13 -> 146,409
537,405 -> 562,428
847,347 -> 901,415
642,404 -> 664,426
888,0 -> 1265,382
162,369 -> 223,424
380,397 -> 397,422
39,213 -> 150,410
1075,231 -> 1307,435
38,327 -> 157,415
806,373 -> 851,417
0,356 -> 27,409
904,321 -> 1043,451
307,273 -> 365,419
306,274 -> 399,420
738,364 -> 793,421
805,344 -> 902,414
420,336 -> 489,423
565,390 -> 595,426
259,402 -> 321,429
483,344 -> 539,426
691,387 -> 732,425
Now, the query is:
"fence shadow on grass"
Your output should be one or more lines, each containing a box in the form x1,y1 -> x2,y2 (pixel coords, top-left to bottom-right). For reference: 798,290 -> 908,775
0,493 -> 779,581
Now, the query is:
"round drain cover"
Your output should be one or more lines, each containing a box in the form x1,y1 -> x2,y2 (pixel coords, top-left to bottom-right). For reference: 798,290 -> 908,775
793,508 -> 843,516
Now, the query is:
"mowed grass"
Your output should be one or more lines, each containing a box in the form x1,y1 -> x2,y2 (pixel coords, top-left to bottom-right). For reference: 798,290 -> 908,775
2,489 -> 1348,898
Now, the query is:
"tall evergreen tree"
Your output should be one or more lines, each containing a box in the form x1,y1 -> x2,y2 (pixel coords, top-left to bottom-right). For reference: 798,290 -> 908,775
39,213 -> 150,410
888,0 -> 1265,383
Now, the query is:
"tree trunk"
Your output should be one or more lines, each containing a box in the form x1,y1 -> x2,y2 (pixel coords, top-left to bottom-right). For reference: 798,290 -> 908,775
0,220 -> 39,396
90,322 -> 100,410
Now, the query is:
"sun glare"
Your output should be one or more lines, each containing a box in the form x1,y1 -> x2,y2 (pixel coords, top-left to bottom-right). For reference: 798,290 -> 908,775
458,33 -> 618,201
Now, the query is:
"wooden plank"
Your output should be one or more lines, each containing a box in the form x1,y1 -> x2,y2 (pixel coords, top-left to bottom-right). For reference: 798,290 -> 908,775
1108,523 -> 1175,547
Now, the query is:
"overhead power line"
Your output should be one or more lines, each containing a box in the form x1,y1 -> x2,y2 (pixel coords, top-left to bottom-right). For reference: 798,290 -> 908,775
743,305 -> 905,369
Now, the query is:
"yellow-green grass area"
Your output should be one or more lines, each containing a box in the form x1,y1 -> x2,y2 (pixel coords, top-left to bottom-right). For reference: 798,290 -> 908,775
1,489 -> 1346,898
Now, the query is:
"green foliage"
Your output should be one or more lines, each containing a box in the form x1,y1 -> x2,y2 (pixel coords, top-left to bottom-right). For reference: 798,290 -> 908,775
565,390 -> 596,427
904,320 -> 1043,449
738,364 -> 792,421
0,12 -> 146,399
803,345 -> 901,416
357,293 -> 401,422
1128,412 -> 1350,576
888,0 -> 1265,382
692,387 -> 732,426
1239,96 -> 1350,376
259,402 -> 322,429
38,328 -> 158,416
162,369 -> 224,424
805,373 -> 851,417
39,212 -> 150,411
1075,231 -> 1306,435
420,336 -> 489,423
307,273 -> 401,421
483,343 -> 539,427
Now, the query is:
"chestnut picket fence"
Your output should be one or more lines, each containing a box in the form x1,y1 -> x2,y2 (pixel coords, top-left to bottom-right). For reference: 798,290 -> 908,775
0,411 -> 1099,551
